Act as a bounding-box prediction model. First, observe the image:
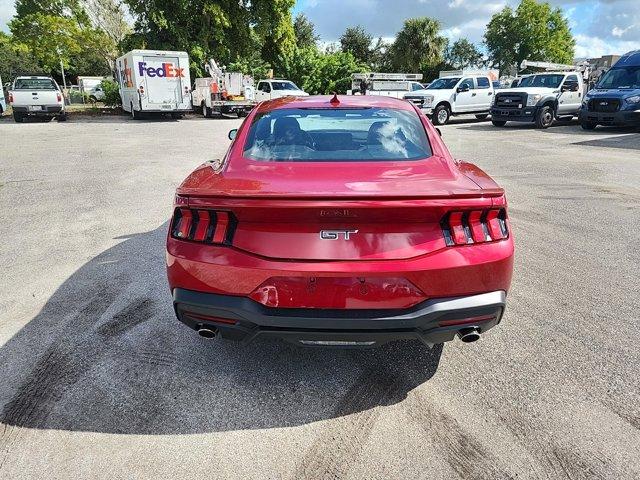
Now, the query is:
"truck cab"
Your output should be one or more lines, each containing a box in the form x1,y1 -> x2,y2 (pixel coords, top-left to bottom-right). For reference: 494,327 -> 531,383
255,80 -> 308,102
8,76 -> 66,123
490,72 -> 585,128
404,74 -> 496,125
579,50 -> 640,130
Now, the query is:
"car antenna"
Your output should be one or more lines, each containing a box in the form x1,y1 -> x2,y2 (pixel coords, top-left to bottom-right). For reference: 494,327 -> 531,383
330,92 -> 340,105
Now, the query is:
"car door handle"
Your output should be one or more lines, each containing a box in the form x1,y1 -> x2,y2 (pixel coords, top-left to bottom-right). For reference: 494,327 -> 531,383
488,92 -> 493,95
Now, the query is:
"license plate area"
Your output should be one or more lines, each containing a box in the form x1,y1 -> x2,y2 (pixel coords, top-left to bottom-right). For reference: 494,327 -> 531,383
28,105 -> 44,111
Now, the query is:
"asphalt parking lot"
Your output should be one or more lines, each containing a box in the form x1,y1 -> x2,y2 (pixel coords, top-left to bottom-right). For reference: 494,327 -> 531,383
1,114 -> 639,479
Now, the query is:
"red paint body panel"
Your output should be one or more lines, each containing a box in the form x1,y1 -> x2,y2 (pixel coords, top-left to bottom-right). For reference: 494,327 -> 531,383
166,95 -> 514,313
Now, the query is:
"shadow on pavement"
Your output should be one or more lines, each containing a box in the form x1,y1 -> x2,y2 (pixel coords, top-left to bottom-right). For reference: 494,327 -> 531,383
572,134 -> 640,151
0,224 -> 442,435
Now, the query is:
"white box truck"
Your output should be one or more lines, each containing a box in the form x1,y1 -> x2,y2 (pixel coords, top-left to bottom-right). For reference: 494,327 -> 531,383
116,49 -> 191,119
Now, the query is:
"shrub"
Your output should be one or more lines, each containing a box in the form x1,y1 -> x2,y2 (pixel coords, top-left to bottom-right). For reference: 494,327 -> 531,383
101,79 -> 121,107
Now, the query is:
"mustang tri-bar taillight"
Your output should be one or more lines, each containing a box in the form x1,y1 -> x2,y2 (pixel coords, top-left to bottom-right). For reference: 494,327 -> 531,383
171,208 -> 236,245
441,208 -> 508,246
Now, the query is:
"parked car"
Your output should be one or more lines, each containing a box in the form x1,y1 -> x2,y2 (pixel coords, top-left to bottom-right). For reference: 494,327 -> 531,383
404,75 -> 496,125
490,72 -> 585,128
166,95 -> 514,347
255,79 -> 308,101
9,76 -> 66,122
116,49 -> 192,119
579,50 -> 640,129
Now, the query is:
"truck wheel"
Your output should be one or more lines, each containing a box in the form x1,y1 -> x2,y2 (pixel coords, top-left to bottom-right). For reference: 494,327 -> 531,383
171,112 -> 183,119
433,105 -> 450,125
131,104 -> 139,120
475,114 -> 488,120
57,113 -> 67,122
13,112 -> 24,123
202,103 -> 211,118
581,121 -> 597,130
492,120 -> 507,127
237,110 -> 247,118
535,105 -> 554,129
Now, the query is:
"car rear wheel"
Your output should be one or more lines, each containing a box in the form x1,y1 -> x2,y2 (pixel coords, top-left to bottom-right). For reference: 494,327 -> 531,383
581,121 -> 597,130
57,113 -> 67,122
13,112 -> 24,123
433,105 -> 450,125
492,120 -> 506,127
475,114 -> 488,120
535,105 -> 554,129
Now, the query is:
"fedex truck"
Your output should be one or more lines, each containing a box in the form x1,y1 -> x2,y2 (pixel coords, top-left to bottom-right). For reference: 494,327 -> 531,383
116,50 -> 191,119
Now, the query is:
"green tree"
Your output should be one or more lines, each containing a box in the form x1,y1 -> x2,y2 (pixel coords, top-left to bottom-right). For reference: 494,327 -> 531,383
339,26 -> 372,64
293,13 -> 319,49
0,33 -> 44,83
484,0 -> 575,73
389,17 -> 446,73
445,38 -> 484,69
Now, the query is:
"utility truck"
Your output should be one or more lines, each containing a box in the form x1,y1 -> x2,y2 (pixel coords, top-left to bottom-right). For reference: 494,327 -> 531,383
404,70 -> 499,125
349,73 -> 424,98
191,58 -> 256,117
116,50 -> 192,119
490,61 -> 587,129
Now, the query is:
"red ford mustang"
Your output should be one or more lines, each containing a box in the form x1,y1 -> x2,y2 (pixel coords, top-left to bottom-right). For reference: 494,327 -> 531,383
166,95 -> 514,347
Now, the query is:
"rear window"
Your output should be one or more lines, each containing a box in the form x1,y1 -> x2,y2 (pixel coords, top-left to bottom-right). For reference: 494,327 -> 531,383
13,78 -> 57,90
243,108 -> 432,162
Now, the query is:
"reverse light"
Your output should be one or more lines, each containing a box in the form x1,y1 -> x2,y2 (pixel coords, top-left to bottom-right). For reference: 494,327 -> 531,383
441,209 -> 508,246
171,208 -> 235,245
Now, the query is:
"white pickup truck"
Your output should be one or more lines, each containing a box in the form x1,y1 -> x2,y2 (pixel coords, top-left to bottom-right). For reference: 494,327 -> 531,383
255,79 -> 308,101
404,75 -> 496,125
490,72 -> 585,128
9,76 -> 67,122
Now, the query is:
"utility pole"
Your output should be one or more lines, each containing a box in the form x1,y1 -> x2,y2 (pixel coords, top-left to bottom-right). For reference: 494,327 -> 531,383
58,47 -> 68,104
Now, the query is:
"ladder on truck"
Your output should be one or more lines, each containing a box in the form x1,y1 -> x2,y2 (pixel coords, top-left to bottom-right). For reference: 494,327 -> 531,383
351,72 -> 423,81
520,60 -> 590,80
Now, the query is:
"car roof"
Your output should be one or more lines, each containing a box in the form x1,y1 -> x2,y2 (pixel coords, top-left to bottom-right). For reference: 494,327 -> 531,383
254,95 -> 416,114
616,50 -> 640,67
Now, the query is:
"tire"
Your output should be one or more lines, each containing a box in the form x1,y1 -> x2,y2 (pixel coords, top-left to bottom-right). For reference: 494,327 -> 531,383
89,95 -> 97,103
171,112 -> 183,119
581,121 -> 597,130
535,105 -> 554,129
202,103 -> 211,118
131,103 -> 139,120
432,104 -> 450,125
475,114 -> 488,120
57,113 -> 67,122
13,112 -> 24,123
492,120 -> 507,127
237,110 -> 247,118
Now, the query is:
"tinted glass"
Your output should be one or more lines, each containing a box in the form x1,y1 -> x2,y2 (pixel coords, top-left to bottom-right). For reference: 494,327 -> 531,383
14,78 -> 57,90
596,66 -> 640,89
427,78 -> 461,89
243,108 -> 432,162
477,77 -> 490,88
460,78 -> 473,89
519,74 -> 564,88
271,81 -> 300,91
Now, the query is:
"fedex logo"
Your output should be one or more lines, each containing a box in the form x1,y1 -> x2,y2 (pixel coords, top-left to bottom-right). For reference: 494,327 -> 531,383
137,62 -> 185,78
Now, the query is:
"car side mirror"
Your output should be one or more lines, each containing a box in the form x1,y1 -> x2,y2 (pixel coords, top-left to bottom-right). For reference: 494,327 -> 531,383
228,129 -> 238,140
457,85 -> 470,93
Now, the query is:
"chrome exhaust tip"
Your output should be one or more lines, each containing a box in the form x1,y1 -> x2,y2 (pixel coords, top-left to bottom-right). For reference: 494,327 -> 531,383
197,326 -> 218,339
458,327 -> 481,343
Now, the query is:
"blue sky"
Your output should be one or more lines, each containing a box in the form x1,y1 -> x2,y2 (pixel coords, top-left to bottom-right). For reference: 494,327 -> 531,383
1,0 -> 637,58
293,0 -> 639,58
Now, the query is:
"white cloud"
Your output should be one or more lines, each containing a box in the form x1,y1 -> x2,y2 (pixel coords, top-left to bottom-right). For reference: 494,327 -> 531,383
574,34 -> 638,59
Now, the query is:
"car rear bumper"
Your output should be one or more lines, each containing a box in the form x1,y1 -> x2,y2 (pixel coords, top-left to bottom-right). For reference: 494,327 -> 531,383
490,107 -> 536,122
172,288 -> 506,346
12,105 -> 63,115
579,109 -> 640,126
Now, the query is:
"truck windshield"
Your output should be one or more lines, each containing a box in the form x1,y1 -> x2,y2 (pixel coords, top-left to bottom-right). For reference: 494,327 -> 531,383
427,78 -> 461,89
596,66 -> 640,89
519,74 -> 564,88
272,81 -> 300,91
243,107 -> 432,162
13,78 -> 57,90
